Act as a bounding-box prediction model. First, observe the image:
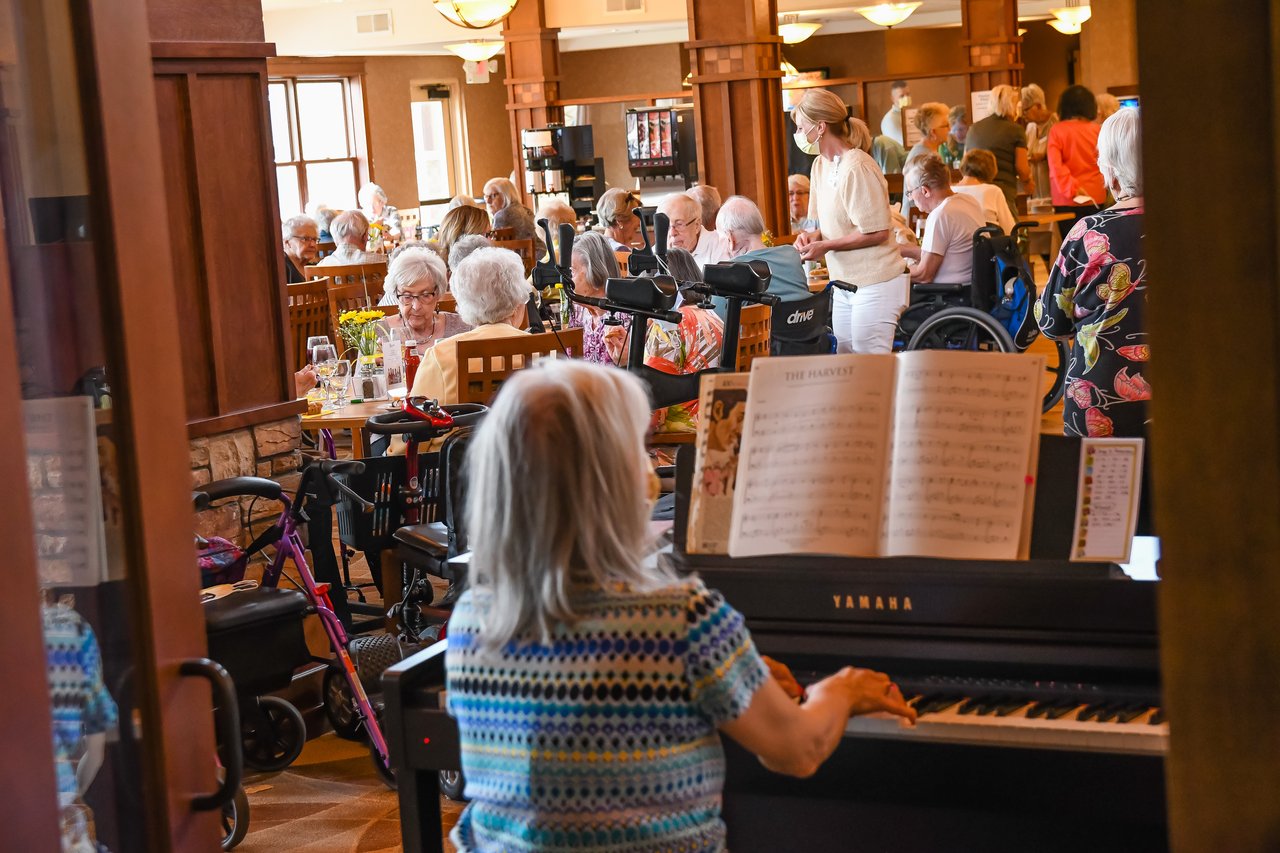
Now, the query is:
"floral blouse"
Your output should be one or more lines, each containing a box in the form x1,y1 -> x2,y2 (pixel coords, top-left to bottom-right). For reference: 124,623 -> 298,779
1036,206 -> 1149,438
644,305 -> 725,434
570,304 -> 631,366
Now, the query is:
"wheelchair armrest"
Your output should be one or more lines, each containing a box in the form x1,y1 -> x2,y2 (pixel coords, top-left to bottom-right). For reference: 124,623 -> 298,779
912,282 -> 967,296
194,476 -> 283,510
393,523 -> 449,558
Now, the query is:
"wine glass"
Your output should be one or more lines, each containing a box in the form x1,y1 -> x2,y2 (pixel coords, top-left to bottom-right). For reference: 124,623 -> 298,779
311,343 -> 338,399
328,359 -> 351,407
307,336 -> 332,366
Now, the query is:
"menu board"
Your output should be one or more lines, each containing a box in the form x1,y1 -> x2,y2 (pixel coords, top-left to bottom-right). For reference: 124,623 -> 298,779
626,112 -> 639,160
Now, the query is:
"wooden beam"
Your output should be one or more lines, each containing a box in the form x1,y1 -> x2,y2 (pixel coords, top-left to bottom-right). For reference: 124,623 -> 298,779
1136,0 -> 1280,848
501,0 -> 562,206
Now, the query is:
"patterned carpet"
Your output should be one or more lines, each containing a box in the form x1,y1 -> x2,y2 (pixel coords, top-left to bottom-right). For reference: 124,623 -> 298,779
237,733 -> 463,852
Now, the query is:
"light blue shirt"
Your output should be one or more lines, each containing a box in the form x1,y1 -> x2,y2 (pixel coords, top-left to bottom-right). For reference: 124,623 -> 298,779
711,244 -> 811,323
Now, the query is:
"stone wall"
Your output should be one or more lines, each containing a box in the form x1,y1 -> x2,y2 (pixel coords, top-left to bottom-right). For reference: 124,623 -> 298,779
192,416 -> 303,545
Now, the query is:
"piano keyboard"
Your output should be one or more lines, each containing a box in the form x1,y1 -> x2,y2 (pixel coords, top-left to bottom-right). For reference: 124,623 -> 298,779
797,674 -> 1170,756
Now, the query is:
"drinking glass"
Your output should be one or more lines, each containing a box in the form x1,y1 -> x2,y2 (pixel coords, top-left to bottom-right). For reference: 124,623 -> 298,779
328,359 -> 351,407
311,343 -> 338,400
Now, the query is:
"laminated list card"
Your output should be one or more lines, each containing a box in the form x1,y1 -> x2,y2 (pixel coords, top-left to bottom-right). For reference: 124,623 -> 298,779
1070,438 -> 1145,563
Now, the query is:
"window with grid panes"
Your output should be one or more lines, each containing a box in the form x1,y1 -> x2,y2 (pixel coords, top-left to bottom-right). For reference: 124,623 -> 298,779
268,77 -> 365,216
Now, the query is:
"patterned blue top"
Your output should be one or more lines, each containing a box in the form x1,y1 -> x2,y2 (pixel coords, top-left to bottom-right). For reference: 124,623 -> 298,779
446,577 -> 769,853
43,603 -> 118,803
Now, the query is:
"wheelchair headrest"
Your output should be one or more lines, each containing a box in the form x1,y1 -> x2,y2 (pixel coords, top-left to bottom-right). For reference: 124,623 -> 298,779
604,275 -> 679,312
703,259 -> 771,297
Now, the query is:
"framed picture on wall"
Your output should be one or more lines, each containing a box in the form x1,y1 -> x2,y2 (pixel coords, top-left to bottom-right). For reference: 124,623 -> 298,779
784,67 -> 830,111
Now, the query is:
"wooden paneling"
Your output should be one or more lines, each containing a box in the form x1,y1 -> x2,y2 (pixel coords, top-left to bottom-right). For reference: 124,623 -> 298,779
147,0 -> 265,43
153,56 -> 295,432
503,0 -> 563,206
1136,2 -> 1280,848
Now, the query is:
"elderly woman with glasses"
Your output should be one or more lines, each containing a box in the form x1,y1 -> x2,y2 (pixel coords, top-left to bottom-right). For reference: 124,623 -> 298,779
380,248 -> 472,348
445,359 -> 916,853
567,230 -> 630,365
482,177 -> 520,218
282,214 -> 319,283
596,187 -> 642,253
405,247 -> 531,407
899,152 -> 985,285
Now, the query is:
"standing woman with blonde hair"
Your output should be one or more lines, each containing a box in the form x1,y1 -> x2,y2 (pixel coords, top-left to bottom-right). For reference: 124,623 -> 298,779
963,83 -> 1031,210
792,89 -> 909,353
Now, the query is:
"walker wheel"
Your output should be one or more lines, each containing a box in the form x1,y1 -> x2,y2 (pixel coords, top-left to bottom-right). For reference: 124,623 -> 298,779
220,783 -> 250,850
439,769 -> 468,801
241,695 -> 306,772
322,665 -> 364,741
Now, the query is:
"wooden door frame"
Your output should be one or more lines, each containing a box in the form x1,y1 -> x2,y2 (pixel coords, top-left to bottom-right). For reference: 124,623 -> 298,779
79,0 -> 222,847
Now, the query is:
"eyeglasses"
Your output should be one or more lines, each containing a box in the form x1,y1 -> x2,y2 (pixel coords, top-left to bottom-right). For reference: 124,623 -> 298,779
289,234 -> 319,243
483,192 -> 502,201
669,217 -> 699,230
397,292 -> 438,307
907,183 -> 927,196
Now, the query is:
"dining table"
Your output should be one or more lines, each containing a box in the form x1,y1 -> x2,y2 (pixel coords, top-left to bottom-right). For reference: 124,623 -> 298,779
301,398 -> 398,459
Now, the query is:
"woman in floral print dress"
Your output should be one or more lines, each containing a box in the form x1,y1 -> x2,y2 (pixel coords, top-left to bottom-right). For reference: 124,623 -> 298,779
1037,108 -> 1148,438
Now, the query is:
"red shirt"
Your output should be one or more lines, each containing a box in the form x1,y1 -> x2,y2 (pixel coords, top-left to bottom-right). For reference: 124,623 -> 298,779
1047,119 -> 1105,206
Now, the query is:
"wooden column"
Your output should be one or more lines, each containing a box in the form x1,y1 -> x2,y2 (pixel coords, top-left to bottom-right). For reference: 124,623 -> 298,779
685,0 -> 787,236
1136,1 -> 1280,848
502,0 -> 562,206
960,0 -> 1023,105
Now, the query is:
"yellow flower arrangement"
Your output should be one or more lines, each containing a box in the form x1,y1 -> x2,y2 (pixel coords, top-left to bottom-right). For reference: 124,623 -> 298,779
337,309 -> 385,356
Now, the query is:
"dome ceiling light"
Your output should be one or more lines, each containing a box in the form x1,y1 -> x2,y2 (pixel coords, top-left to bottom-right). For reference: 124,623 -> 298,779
444,40 -> 505,61
432,0 -> 517,30
1048,1 -> 1090,34
854,3 -> 923,28
778,14 -> 822,44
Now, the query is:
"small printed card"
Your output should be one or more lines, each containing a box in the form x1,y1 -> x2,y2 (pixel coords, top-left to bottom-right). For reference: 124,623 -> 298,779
1070,438 -> 1145,563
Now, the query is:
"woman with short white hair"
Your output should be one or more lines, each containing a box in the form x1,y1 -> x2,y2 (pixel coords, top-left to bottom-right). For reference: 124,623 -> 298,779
567,230 -> 630,365
899,153 -> 985,284
482,177 -> 520,218
1037,108 -> 1148,439
963,83 -> 1032,210
406,247 -> 530,405
317,210 -> 386,267
445,359 -> 915,853
379,248 -> 471,347
359,182 -> 401,239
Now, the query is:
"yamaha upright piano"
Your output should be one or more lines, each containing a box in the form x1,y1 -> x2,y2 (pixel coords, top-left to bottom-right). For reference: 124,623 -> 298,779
384,438 -> 1167,852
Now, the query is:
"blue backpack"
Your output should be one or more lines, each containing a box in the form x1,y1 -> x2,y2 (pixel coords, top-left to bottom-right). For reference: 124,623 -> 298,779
974,226 -> 1040,351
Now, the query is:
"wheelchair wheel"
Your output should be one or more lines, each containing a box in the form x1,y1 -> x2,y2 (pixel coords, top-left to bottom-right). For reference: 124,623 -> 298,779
241,695 -> 305,772
907,306 -> 1015,354
440,769 -> 468,801
220,783 -> 250,850
372,743 -> 397,791
1042,338 -> 1070,413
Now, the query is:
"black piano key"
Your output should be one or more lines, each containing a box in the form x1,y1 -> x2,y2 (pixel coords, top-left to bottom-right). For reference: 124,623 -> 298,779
1095,703 -> 1125,723
1024,702 -> 1051,719
1150,708 -> 1166,725
1115,705 -> 1149,724
1044,702 -> 1081,720
975,698 -> 1005,716
957,697 -> 986,715
995,699 -> 1030,717
1079,703 -> 1113,722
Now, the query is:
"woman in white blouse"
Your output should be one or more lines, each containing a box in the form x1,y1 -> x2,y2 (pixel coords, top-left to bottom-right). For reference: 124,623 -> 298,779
792,90 -> 909,353
952,148 -> 1016,234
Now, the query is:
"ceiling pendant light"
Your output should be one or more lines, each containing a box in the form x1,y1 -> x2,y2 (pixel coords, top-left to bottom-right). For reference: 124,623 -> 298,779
855,3 -> 923,28
444,40 -> 505,61
432,0 -> 518,29
778,14 -> 822,44
780,58 -> 800,81
1048,1 -> 1091,34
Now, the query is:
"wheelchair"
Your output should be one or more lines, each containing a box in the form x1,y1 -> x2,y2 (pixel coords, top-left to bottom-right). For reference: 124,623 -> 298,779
894,223 -> 1068,412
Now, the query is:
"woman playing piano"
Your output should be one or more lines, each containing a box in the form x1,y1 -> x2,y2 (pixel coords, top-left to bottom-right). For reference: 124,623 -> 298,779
444,360 -> 916,853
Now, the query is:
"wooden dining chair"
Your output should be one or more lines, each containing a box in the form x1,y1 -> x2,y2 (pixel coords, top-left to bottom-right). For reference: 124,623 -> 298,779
492,238 -> 537,276
453,328 -> 584,405
287,277 -> 330,370
437,293 -> 457,314
316,241 -> 336,260
736,303 -> 772,372
772,233 -> 800,246
488,226 -> 516,241
614,250 -> 632,274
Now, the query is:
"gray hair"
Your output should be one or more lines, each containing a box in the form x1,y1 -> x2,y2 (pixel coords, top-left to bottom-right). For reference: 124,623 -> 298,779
657,192 -> 701,225
448,234 -> 493,270
596,187 -> 640,229
1020,83 -> 1047,112
536,199 -> 577,229
905,151 -> 950,191
483,177 -> 520,209
989,84 -> 1020,119
788,174 -> 811,192
448,194 -> 480,210
571,231 -> 620,291
1097,108 -> 1143,199
450,247 -> 529,326
716,195 -> 766,240
282,214 -> 316,240
388,240 -> 431,264
688,185 -> 721,230
358,182 -> 388,210
383,247 -> 446,302
465,359 -> 674,649
331,210 -> 370,244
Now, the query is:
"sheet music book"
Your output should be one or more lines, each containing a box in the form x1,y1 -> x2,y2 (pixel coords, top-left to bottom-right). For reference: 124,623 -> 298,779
685,372 -> 750,554
727,351 -> 1044,560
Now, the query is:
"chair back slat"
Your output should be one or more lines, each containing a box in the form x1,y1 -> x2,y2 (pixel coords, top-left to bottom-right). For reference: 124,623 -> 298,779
489,226 -> 516,241
438,293 -> 457,314
287,276 -> 330,370
316,241 -> 336,259
453,328 -> 584,405
736,303 -> 772,372
491,238 -> 537,276
771,233 -> 800,246
304,262 -> 389,343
